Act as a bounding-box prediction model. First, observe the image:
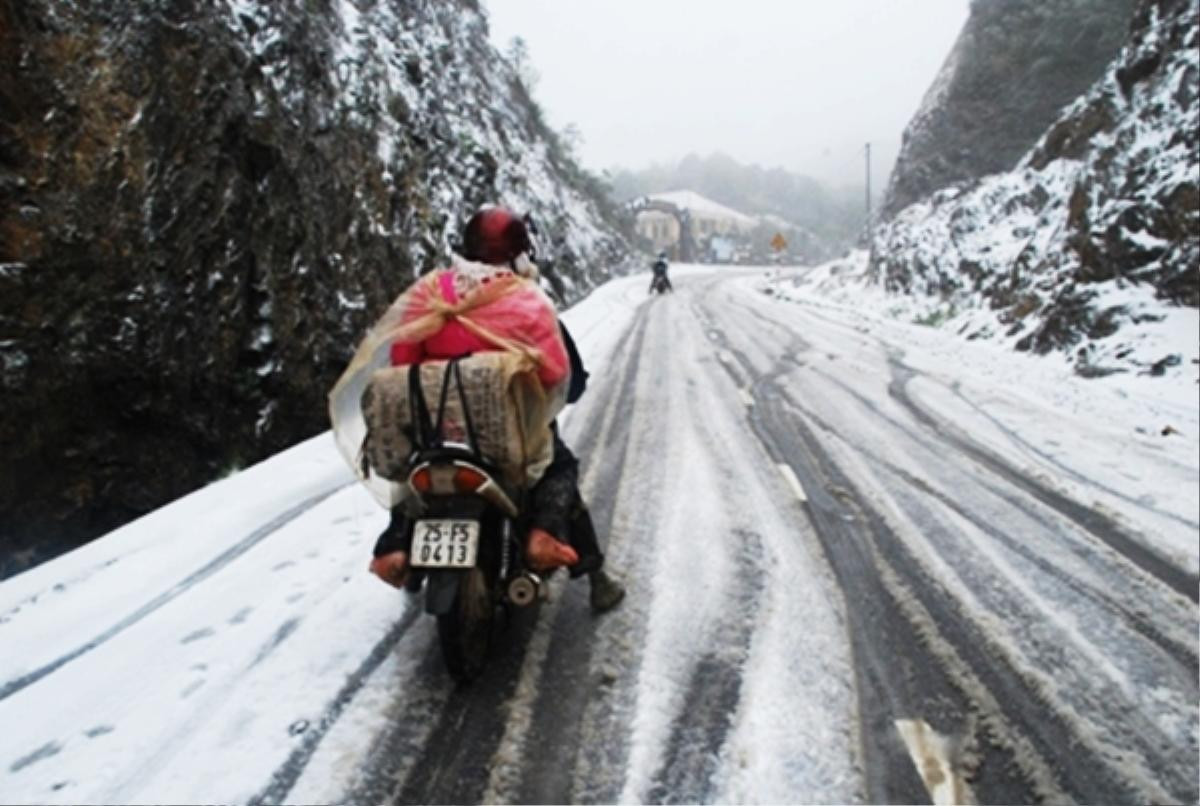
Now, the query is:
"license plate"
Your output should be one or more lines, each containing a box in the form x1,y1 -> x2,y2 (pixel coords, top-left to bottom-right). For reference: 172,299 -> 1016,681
411,519 -> 479,568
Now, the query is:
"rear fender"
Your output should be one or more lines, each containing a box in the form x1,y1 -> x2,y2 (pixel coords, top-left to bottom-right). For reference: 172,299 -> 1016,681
425,569 -> 463,615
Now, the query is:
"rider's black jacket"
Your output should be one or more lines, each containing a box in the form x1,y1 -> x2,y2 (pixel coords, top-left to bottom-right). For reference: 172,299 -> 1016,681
561,323 -> 588,404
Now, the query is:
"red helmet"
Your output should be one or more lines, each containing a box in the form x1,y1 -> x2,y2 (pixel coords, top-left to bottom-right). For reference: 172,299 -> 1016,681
461,207 -> 533,265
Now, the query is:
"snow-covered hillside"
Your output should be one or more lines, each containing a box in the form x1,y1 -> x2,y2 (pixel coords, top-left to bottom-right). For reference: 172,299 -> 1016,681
762,251 -> 1198,412
871,0 -> 1198,378
882,0 -> 1137,217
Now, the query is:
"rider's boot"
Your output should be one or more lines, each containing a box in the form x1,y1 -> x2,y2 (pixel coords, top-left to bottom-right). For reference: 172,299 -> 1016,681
589,568 -> 625,612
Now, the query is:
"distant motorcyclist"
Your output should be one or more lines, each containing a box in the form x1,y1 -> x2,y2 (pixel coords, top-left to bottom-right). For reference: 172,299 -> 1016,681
649,250 -> 673,293
367,206 -> 625,613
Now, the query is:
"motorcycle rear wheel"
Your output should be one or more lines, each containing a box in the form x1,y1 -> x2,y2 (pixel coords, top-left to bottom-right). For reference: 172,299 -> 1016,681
436,567 -> 495,683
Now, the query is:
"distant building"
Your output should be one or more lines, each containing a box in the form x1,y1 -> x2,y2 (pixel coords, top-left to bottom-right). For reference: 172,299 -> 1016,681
636,208 -> 681,252
653,190 -> 757,237
633,190 -> 758,260
628,190 -> 825,264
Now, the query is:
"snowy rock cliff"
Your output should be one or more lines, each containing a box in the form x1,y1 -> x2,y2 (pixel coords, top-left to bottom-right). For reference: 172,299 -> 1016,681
0,0 -> 630,576
882,0 -> 1137,220
870,0 -> 1198,379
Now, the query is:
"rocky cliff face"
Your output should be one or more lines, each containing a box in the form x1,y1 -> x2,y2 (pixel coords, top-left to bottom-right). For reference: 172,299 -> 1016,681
882,0 -> 1137,219
0,0 -> 631,577
870,0 -> 1198,378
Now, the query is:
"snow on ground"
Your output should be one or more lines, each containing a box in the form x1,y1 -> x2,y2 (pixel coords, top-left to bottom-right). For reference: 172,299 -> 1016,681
0,263 -> 1194,803
757,252 -> 1199,573
0,272 -> 650,805
596,273 -> 858,803
0,432 -> 402,800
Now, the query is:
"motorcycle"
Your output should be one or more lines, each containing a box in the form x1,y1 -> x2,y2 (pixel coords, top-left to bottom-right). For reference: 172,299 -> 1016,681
398,360 -> 546,682
650,272 -> 672,294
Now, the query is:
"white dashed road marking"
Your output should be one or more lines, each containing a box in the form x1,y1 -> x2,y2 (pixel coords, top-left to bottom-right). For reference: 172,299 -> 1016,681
776,463 -> 808,503
895,718 -> 972,805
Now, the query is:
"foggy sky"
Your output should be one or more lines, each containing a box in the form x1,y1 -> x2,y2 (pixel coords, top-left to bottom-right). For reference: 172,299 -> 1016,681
484,0 -> 970,189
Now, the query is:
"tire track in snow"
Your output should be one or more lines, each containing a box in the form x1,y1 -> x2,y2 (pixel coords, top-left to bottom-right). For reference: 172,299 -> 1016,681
102,611 -> 333,800
708,292 -> 1191,803
876,441 -> 1196,673
498,306 -> 655,805
551,303 -> 675,804
249,604 -> 422,806
748,372 -> 1129,804
792,370 -> 1198,672
700,283 -> 1195,801
645,528 -> 762,804
568,301 -> 654,463
692,316 -> 948,803
607,282 -> 836,803
381,611 -> 541,805
873,477 -> 1199,801
944,383 -> 1198,531
887,360 -> 1199,603
0,484 -> 350,704
511,286 -> 778,804
638,286 -> 783,801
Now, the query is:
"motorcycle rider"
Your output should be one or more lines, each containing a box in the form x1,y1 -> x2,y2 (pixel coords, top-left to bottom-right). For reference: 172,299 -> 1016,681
649,250 -> 672,293
369,206 -> 626,613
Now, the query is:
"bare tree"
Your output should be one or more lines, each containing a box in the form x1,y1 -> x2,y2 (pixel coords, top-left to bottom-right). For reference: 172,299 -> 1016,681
506,36 -> 539,91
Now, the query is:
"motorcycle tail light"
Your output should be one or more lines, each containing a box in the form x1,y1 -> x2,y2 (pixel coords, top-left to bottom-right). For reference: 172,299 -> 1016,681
410,467 -> 432,494
454,466 -> 487,492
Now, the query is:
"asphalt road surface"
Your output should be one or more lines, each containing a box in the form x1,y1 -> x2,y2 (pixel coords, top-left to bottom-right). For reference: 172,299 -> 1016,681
330,271 -> 1198,804
2,269 -> 1195,805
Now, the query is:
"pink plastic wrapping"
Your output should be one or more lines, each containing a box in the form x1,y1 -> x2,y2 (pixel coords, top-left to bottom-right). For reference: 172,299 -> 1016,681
329,258 -> 569,506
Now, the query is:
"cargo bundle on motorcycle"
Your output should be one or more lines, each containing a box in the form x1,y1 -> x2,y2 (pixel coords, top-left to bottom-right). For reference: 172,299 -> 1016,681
361,351 -> 557,490
329,261 -> 568,504
328,259 -> 569,680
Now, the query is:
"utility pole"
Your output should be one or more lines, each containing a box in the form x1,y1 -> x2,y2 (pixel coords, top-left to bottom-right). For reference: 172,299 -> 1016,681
865,142 -> 872,228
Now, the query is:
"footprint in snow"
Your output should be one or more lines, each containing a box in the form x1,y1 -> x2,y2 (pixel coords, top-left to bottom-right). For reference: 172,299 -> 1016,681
9,741 -> 61,772
180,627 -> 215,644
180,679 -> 205,699
229,607 -> 253,625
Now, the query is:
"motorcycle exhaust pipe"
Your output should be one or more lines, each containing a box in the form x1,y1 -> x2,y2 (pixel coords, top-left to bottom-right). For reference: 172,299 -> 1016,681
507,572 -> 543,607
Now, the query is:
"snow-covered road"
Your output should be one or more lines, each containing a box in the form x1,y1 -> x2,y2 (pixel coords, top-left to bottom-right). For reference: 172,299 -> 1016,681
1,267 -> 1196,804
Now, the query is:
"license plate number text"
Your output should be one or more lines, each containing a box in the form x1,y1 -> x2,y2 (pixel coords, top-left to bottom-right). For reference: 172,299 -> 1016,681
411,519 -> 479,568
